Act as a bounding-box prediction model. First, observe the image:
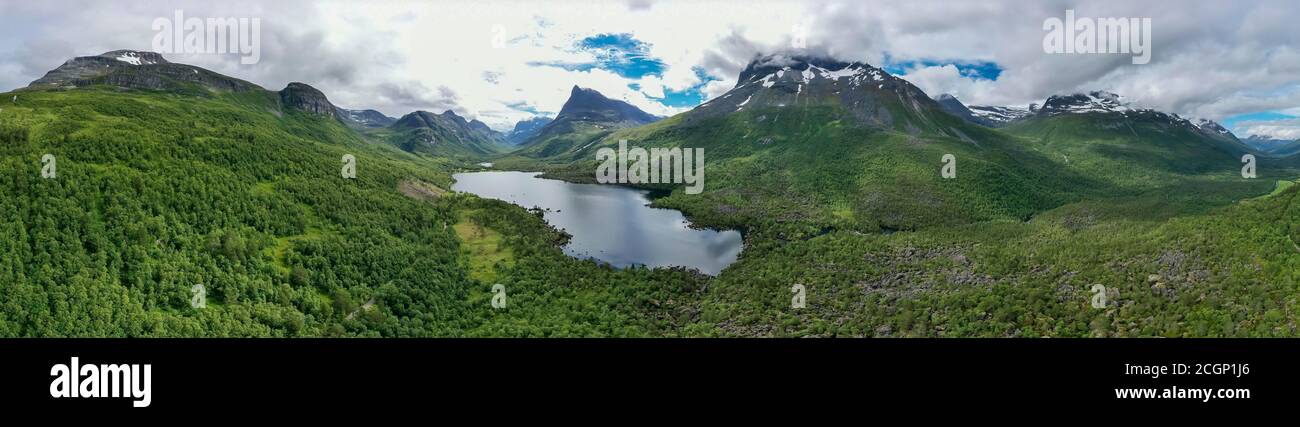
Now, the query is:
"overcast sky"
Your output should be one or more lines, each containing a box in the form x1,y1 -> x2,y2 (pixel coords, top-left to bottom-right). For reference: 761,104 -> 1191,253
1,0 -> 1298,138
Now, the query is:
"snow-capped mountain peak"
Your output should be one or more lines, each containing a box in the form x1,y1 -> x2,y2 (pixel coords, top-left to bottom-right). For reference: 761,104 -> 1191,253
968,105 -> 1033,125
736,56 -> 891,94
1038,91 -> 1133,115
688,53 -> 939,130
1192,118 -> 1233,137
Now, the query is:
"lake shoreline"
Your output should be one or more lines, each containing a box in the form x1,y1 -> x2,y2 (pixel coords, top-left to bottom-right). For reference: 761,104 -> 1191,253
451,171 -> 744,276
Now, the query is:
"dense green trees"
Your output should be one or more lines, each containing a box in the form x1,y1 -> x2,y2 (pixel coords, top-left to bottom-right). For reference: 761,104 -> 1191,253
3,84 -> 1299,337
495,102 -> 1300,337
0,87 -> 702,337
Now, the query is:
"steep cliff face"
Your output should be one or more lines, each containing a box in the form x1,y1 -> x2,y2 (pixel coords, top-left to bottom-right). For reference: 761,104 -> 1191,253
279,82 -> 338,118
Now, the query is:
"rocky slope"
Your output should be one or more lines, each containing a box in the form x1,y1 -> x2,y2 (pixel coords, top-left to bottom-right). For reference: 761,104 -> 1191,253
279,82 -> 338,118
685,54 -> 953,135
27,50 -> 260,93
389,110 -> 501,156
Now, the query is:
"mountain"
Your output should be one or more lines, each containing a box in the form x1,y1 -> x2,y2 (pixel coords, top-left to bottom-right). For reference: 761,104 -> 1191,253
1193,118 -> 1235,139
1014,91 -> 1245,146
997,91 -> 1260,192
387,110 -> 501,156
279,82 -> 339,119
507,116 -> 552,145
467,118 -> 512,146
513,86 -> 659,157
516,54 -> 982,162
961,92 -> 1240,147
686,54 -> 952,134
27,50 -> 260,94
514,55 -> 1294,337
1035,91 -> 1132,115
513,54 -> 1093,232
6,48 -> 1300,339
2,49 -> 703,338
935,94 -> 1001,127
337,108 -> 397,129
517,55 -> 1275,235
1244,135 -> 1300,156
555,85 -> 658,125
468,118 -> 499,136
967,105 -> 1034,126
936,94 -> 1042,128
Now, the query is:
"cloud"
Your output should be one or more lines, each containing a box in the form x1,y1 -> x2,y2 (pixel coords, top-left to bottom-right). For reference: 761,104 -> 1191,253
0,0 -> 801,128
2,0 -> 1298,130
626,0 -> 654,12
1241,118 -> 1300,140
799,0 -> 1300,121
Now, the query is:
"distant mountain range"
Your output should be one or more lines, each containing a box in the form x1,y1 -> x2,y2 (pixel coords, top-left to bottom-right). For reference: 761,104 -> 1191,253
388,110 -> 503,156
935,91 -> 1240,146
1243,135 -> 1300,156
26,50 -> 520,158
6,48 -> 1299,339
506,116 -> 552,145
29,49 -> 1249,158
338,109 -> 396,128
500,53 -> 1272,235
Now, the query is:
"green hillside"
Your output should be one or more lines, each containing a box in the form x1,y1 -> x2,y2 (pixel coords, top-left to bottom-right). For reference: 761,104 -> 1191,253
5,54 -> 1300,337
372,110 -> 505,159
0,86 -> 702,337
489,82 -> 1300,337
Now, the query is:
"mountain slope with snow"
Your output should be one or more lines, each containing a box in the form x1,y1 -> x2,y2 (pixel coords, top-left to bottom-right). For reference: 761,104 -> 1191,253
27,50 -> 260,93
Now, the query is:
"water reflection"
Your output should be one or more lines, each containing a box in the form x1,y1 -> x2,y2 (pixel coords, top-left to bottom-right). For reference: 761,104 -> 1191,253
451,171 -> 743,275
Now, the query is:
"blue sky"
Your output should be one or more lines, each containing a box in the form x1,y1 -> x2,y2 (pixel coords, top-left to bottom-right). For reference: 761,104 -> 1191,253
1222,111 -> 1300,139
1222,111 -> 1295,130
528,34 -> 1009,117
529,33 -> 715,114
883,56 -> 1004,81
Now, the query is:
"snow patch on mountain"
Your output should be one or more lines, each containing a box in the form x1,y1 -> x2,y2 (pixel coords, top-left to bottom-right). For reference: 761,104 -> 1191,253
113,51 -> 158,66
968,105 -> 1032,123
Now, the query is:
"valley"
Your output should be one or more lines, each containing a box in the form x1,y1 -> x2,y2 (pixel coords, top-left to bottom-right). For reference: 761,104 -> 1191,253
2,50 -> 1299,338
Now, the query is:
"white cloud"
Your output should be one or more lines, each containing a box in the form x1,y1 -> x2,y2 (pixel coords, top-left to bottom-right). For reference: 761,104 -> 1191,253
1241,119 -> 1300,140
800,0 -> 1300,120
2,0 -> 1299,129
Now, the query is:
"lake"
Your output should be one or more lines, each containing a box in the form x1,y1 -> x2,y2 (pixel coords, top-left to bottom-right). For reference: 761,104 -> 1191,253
451,171 -> 743,275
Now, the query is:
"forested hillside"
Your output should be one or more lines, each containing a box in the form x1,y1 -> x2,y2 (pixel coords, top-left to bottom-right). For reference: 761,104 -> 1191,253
489,57 -> 1300,337
0,87 -> 701,337
4,51 -> 1300,337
